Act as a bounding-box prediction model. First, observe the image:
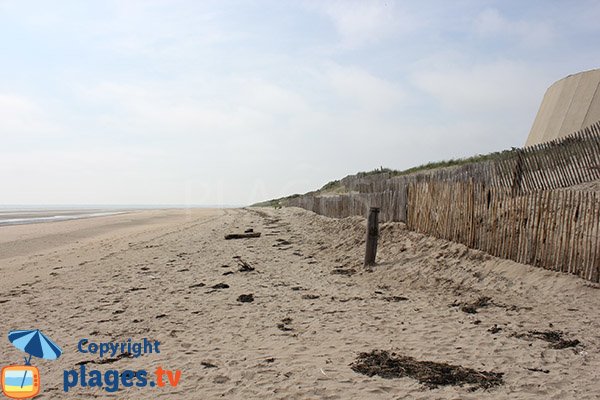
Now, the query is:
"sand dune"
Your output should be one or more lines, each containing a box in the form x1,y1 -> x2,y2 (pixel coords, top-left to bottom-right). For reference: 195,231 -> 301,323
0,207 -> 598,399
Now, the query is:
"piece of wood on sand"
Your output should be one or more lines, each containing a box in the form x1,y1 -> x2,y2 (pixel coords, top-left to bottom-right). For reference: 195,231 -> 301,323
224,232 -> 262,240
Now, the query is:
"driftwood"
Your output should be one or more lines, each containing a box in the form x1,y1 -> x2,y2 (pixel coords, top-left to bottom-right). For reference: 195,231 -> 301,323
224,232 -> 261,240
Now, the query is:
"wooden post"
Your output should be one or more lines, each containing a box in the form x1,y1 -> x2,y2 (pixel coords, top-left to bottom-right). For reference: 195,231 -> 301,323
364,207 -> 380,266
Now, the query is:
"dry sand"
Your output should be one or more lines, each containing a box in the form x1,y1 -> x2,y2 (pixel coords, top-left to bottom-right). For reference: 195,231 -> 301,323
0,207 -> 599,399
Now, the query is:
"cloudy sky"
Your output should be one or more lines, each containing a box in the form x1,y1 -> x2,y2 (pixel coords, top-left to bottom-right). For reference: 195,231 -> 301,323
1,1 -> 599,205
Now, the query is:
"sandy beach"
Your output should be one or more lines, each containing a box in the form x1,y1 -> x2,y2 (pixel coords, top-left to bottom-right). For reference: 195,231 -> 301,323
1,207 -> 599,399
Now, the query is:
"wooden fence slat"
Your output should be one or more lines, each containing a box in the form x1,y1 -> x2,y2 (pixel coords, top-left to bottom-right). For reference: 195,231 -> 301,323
557,190 -> 568,272
565,191 -> 575,272
535,191 -> 545,269
583,192 -> 593,280
592,192 -> 598,282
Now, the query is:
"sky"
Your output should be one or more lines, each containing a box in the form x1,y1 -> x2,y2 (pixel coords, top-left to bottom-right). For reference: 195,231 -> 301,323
1,0 -> 599,206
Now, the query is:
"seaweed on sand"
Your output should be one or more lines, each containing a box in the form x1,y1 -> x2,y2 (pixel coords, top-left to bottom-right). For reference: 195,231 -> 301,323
514,330 -> 580,349
351,350 -> 503,390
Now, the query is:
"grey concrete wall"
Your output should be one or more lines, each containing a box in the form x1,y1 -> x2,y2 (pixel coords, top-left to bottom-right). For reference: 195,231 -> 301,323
526,69 -> 600,146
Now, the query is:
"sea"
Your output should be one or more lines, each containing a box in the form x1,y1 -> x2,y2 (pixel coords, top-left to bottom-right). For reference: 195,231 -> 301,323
0,206 -> 131,227
0,205 -> 237,227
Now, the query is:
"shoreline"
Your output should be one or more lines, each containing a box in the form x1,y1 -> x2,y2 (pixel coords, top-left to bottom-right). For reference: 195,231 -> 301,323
0,205 -> 239,228
0,210 -> 130,227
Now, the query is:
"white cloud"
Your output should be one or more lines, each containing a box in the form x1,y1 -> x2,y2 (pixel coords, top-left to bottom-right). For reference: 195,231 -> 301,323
99,1 -> 237,57
0,147 -> 180,204
412,60 -> 549,117
0,94 -> 61,138
325,63 -> 405,112
408,57 -> 562,151
77,78 -> 313,142
474,8 -> 555,47
309,0 -> 416,47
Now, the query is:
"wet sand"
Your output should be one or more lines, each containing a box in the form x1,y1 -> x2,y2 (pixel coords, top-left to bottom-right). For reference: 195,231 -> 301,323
0,207 -> 599,399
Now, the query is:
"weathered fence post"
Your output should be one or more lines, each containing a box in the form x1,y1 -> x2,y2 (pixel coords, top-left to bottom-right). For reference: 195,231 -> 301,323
364,207 -> 380,266
511,149 -> 524,196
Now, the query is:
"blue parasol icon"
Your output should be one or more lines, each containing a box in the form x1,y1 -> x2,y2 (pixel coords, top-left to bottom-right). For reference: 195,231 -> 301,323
8,329 -> 63,388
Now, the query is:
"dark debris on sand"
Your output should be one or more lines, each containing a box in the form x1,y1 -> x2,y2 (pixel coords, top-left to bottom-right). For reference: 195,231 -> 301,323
514,330 -> 580,349
459,296 -> 492,314
488,324 -> 502,334
331,267 -> 357,276
237,294 -> 254,303
273,239 -> 292,247
235,257 -> 255,272
211,283 -> 230,289
189,283 -> 206,289
383,296 -> 409,302
351,350 -> 503,390
277,317 -> 293,331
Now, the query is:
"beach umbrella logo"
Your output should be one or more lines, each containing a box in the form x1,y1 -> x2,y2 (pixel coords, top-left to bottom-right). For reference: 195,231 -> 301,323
1,329 -> 62,399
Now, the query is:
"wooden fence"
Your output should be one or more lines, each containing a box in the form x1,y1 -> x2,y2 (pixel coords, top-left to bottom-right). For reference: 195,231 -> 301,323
287,189 -> 407,222
289,184 -> 600,282
284,121 -> 600,282
407,181 -> 600,282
